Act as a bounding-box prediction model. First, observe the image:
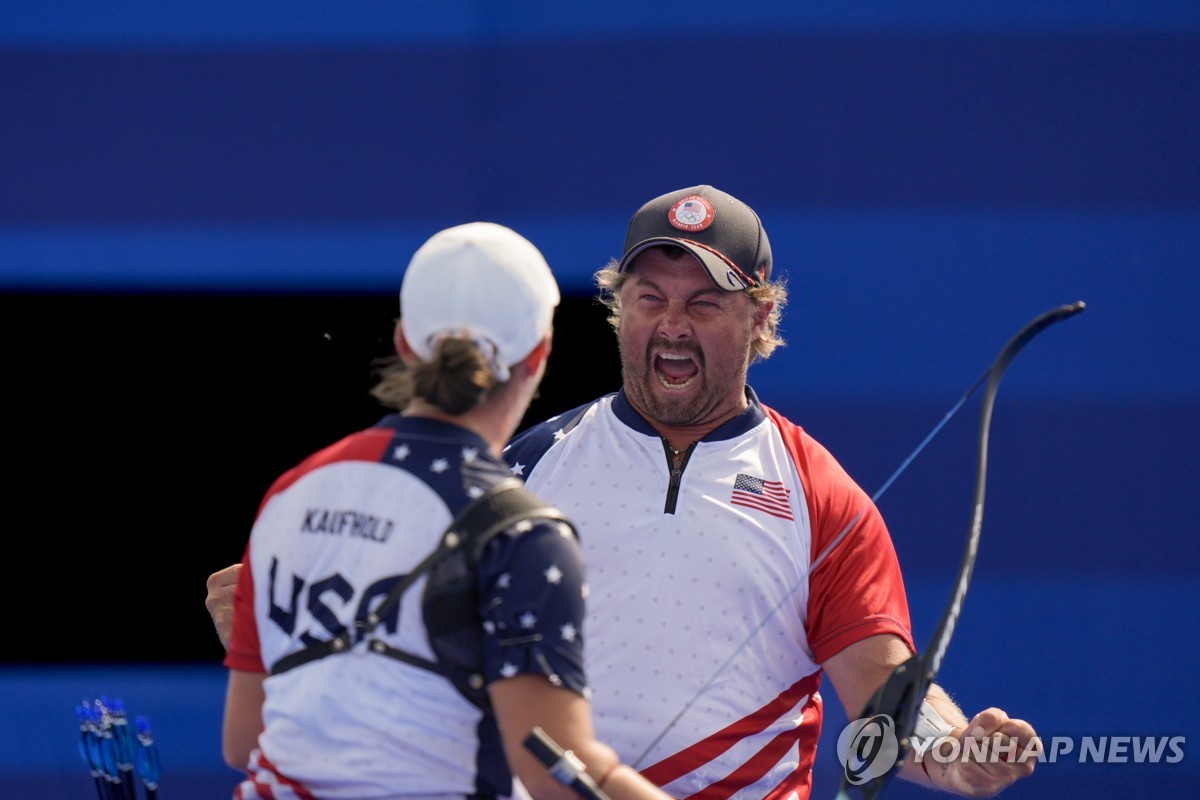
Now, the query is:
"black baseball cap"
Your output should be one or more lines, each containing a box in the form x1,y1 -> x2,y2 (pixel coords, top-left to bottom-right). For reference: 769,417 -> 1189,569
616,184 -> 772,291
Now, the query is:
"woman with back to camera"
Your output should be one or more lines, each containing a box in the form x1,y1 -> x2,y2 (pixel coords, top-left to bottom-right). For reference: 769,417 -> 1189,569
220,222 -> 672,800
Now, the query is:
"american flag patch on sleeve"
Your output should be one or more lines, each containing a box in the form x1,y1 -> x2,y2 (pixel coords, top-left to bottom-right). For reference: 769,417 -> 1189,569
730,473 -> 794,520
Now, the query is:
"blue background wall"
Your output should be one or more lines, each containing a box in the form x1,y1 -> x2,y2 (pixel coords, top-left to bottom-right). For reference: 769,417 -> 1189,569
1,3 -> 1197,798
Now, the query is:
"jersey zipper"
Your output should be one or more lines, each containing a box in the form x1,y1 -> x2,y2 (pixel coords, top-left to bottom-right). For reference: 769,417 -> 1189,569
661,440 -> 696,515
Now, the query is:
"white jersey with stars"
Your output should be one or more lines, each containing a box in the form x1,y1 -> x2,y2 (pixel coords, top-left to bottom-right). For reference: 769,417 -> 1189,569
226,415 -> 588,800
503,388 -> 913,800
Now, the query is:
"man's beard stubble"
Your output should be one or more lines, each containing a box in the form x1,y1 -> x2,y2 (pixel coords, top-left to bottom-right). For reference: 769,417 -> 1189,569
618,339 -> 750,429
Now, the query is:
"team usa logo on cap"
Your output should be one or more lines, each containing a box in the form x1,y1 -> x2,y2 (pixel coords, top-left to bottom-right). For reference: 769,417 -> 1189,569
668,196 -> 716,232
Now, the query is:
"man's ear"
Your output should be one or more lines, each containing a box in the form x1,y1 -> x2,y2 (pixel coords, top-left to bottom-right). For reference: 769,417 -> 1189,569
750,300 -> 774,340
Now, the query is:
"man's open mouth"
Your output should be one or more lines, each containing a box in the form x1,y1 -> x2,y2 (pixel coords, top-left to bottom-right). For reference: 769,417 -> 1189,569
654,352 -> 699,389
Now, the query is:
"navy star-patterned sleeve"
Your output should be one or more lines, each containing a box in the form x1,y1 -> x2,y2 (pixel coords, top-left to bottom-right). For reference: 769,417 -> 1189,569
476,518 -> 589,696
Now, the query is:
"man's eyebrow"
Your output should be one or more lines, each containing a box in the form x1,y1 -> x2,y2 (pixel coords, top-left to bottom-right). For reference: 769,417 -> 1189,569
629,277 -> 726,303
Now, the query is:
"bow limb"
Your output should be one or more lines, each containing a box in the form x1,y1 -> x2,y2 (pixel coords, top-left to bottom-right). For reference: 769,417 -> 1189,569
842,301 -> 1085,800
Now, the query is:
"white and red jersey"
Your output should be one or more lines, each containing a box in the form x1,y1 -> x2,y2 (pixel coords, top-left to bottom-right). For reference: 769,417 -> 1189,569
503,388 -> 913,800
226,415 -> 588,800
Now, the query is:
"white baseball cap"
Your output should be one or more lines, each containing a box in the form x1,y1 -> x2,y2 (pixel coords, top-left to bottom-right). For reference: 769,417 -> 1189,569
399,222 -> 560,381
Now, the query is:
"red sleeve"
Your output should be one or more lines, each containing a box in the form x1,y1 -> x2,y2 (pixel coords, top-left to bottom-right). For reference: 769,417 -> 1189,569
223,539 -> 264,672
764,406 -> 915,664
